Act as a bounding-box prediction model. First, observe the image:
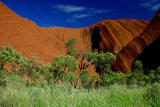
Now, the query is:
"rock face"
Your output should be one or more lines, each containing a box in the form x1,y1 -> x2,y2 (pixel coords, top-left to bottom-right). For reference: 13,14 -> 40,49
90,19 -> 148,54
1,1 -> 159,73
113,9 -> 160,73
0,1 -> 92,63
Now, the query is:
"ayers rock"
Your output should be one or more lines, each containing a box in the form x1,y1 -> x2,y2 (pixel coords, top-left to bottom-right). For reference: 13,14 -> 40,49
0,1 -> 160,73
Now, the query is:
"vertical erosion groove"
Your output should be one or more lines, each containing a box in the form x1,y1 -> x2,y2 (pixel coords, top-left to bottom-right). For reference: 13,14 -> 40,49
91,26 -> 101,51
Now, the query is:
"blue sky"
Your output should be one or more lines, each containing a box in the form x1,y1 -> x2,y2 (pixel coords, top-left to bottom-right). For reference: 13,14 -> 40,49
1,0 -> 160,28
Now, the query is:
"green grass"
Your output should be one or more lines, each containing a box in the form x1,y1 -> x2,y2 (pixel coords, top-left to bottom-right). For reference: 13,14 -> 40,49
0,82 -> 157,107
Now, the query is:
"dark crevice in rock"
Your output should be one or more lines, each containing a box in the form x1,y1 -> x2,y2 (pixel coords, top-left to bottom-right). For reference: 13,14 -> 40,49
91,26 -> 101,51
135,37 -> 160,70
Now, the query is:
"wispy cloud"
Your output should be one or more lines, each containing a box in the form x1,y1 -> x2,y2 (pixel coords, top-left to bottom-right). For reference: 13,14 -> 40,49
141,0 -> 160,11
72,9 -> 112,19
53,5 -> 86,13
93,9 -> 111,14
73,9 -> 112,19
73,14 -> 91,18
52,4 -> 113,23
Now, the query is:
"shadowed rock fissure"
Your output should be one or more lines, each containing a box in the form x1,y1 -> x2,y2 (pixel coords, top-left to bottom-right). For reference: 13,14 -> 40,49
91,26 -> 102,51
135,37 -> 160,70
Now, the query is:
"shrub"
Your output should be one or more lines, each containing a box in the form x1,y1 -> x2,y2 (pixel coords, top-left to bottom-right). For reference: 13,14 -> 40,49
0,70 -> 7,86
41,64 -> 53,85
0,45 -> 22,69
103,70 -> 126,87
52,55 -> 78,72
132,60 -> 144,74
81,70 -> 100,88
148,66 -> 160,84
144,83 -> 160,106
128,60 -> 149,87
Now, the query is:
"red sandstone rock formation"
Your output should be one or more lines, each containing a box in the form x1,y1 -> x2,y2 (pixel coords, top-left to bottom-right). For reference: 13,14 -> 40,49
1,1 -> 158,73
0,1 -> 92,63
113,9 -> 160,73
90,19 -> 148,54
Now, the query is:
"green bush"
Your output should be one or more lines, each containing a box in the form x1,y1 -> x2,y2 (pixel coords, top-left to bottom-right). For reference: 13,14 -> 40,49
149,66 -> 160,84
104,71 -> 126,86
81,70 -> 100,89
126,60 -> 149,87
0,45 -> 21,70
144,83 -> 160,106
0,70 -> 7,86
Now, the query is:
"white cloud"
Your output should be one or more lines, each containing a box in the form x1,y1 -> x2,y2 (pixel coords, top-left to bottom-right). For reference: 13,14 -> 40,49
52,4 -> 113,19
54,5 -> 86,13
72,9 -> 112,19
72,9 -> 111,19
141,0 -> 160,11
93,9 -> 111,14
73,14 -> 91,18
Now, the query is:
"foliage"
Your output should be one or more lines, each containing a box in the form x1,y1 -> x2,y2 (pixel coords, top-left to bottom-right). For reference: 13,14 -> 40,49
132,60 -> 144,74
72,50 -> 116,88
52,55 -> 78,85
64,38 -> 117,88
62,71 -> 77,85
84,51 -> 116,86
53,55 -> 78,72
41,64 -> 53,85
18,55 -> 42,86
68,49 -> 80,59
64,38 -> 77,54
148,66 -> 160,83
0,45 -> 22,70
0,41 -> 160,90
0,70 -> 7,86
81,70 -> 100,88
144,83 -> 160,106
104,71 -> 126,86
126,60 -> 149,87
0,44 -> 160,106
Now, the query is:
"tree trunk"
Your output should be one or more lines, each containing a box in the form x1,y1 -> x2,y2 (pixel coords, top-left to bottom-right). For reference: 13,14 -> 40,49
75,62 -> 91,89
26,76 -> 29,87
75,75 -> 81,89
0,63 -> 5,70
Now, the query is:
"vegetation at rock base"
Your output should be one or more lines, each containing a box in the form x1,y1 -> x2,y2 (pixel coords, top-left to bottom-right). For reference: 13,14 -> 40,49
0,38 -> 160,106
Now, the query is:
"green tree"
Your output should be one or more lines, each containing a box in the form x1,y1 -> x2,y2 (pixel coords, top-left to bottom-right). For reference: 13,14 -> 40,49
53,55 -> 78,72
52,55 -> 78,84
0,70 -> 7,86
149,66 -> 160,83
62,71 -> 77,85
0,45 -> 22,70
84,51 -> 116,86
68,49 -> 80,59
64,38 -> 77,54
75,51 -> 95,88
0,46 -> 22,86
81,70 -> 100,89
19,55 -> 42,87
74,51 -> 116,88
132,60 -> 144,74
104,71 -> 126,86
41,63 -> 53,85
127,60 -> 149,86
64,38 -> 116,88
